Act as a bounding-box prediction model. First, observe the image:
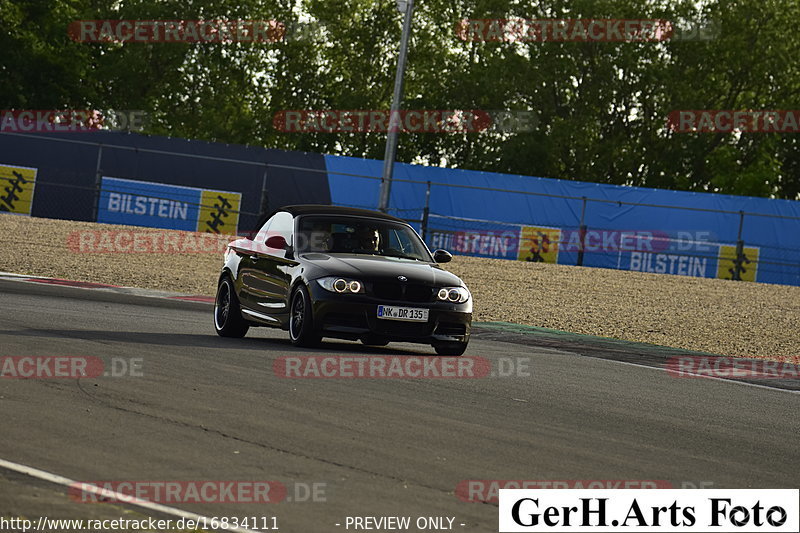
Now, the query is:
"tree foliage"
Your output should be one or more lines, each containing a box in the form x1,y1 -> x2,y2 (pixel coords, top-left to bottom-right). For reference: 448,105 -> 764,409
2,0 -> 798,198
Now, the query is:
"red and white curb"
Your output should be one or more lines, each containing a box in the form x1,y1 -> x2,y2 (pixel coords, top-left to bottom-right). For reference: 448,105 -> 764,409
0,272 -> 214,304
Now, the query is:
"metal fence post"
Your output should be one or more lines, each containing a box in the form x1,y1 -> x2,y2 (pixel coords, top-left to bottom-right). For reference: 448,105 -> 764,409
576,196 -> 588,266
734,210 -> 745,281
91,144 -> 103,222
421,180 -> 431,241
259,163 -> 269,218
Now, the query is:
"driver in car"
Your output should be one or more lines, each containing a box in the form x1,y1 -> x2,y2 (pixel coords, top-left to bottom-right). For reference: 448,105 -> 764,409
354,227 -> 381,253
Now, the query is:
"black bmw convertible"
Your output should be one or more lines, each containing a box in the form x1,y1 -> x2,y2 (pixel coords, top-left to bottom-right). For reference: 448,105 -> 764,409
214,205 -> 472,355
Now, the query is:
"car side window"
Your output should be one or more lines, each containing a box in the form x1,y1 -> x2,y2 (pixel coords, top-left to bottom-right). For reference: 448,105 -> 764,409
267,211 -> 294,248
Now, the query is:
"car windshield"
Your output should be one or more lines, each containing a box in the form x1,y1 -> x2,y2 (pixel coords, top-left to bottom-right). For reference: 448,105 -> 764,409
296,215 -> 432,261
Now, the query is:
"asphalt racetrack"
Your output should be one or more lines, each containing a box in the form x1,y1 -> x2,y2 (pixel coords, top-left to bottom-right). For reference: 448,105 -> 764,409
1,279 -> 798,532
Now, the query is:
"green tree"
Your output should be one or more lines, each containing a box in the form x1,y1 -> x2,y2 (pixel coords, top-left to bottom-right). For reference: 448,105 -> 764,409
3,0 -> 799,199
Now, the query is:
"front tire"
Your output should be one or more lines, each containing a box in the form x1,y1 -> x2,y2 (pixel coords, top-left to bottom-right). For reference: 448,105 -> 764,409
214,277 -> 249,338
433,341 -> 468,356
289,284 -> 321,347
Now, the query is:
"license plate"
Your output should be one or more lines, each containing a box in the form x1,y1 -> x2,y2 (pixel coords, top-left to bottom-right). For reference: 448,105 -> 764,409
377,305 -> 429,322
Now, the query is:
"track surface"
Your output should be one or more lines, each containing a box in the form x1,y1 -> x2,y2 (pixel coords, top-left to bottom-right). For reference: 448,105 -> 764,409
1,280 -> 798,531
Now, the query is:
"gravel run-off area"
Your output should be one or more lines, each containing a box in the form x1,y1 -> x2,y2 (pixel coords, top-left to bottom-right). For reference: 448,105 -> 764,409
1,213 -> 799,362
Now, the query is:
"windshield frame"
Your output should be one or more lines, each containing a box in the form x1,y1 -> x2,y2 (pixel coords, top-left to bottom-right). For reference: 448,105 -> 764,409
294,214 -> 435,262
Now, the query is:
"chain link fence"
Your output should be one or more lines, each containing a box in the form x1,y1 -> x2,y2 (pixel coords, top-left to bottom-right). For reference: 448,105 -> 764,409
1,132 -> 798,285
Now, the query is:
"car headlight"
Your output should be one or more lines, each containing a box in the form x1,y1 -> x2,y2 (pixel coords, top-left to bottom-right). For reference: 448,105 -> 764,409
437,286 -> 470,303
317,276 -> 364,294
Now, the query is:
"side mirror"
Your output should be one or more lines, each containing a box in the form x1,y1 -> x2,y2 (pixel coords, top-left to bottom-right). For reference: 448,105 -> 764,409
433,249 -> 452,263
265,235 -> 288,250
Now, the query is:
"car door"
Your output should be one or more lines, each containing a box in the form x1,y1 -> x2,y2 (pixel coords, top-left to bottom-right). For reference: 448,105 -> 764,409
235,214 -> 273,313
239,211 -> 296,322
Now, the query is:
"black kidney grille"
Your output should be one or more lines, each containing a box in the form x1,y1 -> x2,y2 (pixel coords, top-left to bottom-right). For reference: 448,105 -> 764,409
371,282 -> 433,302
372,281 -> 403,300
404,284 -> 434,302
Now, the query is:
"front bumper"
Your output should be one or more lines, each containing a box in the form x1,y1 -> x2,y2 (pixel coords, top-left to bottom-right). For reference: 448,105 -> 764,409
308,281 -> 472,345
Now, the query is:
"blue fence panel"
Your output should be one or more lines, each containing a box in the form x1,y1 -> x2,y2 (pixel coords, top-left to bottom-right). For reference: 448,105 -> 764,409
324,154 -> 800,286
0,131 -> 333,233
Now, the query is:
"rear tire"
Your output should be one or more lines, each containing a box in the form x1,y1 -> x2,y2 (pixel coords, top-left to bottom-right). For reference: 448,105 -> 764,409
214,277 -> 249,338
289,284 -> 321,347
433,342 -> 468,356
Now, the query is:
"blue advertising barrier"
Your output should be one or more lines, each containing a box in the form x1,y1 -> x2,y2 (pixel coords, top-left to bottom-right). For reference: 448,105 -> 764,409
98,177 -> 202,231
324,154 -> 800,286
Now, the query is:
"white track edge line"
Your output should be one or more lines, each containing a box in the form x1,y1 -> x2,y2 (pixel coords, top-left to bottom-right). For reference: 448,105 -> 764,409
0,458 -> 262,533
596,357 -> 800,395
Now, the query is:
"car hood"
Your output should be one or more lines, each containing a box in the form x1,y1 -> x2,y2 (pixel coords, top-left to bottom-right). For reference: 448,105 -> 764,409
301,253 -> 465,287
